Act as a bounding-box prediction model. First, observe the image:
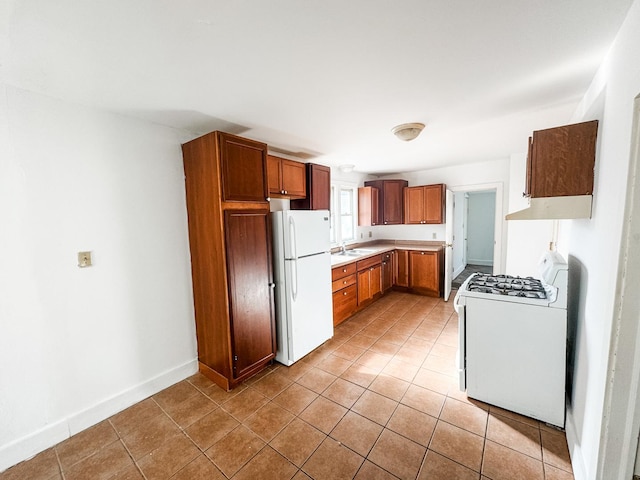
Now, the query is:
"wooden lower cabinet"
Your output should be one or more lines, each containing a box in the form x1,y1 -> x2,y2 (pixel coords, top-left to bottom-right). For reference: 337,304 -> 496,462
381,252 -> 393,293
331,248 -> 442,325
332,285 -> 358,326
395,250 -> 409,287
357,265 -> 382,306
356,255 -> 382,307
331,263 -> 358,326
409,250 -> 440,297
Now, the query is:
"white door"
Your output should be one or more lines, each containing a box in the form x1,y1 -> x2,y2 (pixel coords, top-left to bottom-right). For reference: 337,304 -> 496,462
444,189 -> 454,301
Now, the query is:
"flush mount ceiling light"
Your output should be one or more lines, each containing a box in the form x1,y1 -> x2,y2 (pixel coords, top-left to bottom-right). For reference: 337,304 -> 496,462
338,164 -> 355,173
392,122 -> 425,141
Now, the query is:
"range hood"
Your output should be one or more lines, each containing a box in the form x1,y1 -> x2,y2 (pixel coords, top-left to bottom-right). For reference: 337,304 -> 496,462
505,195 -> 593,220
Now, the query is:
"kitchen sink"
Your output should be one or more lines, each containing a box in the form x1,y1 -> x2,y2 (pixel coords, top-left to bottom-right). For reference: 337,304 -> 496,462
334,248 -> 377,257
350,248 -> 376,254
336,251 -> 362,257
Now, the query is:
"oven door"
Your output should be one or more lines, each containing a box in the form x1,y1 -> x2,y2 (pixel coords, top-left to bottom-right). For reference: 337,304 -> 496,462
454,289 -> 466,391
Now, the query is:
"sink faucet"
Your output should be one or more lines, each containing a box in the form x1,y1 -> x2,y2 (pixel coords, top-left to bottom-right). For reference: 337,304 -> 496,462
341,242 -> 346,253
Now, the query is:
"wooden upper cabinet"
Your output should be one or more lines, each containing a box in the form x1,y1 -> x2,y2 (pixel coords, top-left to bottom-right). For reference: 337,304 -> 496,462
364,179 -> 408,225
291,163 -> 331,211
404,187 -> 425,224
404,184 -> 445,224
219,132 -> 268,203
267,155 -> 307,198
358,186 -> 380,226
526,120 -> 598,198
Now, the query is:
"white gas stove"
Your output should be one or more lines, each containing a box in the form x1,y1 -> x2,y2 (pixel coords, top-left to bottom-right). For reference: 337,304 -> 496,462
454,251 -> 568,427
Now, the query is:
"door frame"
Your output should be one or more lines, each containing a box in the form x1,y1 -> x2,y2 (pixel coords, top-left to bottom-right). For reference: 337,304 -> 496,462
450,182 -> 504,274
597,94 -> 640,480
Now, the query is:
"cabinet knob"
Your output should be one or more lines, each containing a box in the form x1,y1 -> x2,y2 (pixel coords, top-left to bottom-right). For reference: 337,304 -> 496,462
384,221 -> 388,224
343,280 -> 347,284
421,252 -> 425,255
284,190 -> 288,194
343,268 -> 347,273
343,291 -> 348,296
269,283 -> 276,288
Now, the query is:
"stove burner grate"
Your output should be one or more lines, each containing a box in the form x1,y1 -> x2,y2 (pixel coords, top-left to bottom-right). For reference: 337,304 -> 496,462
466,273 -> 548,299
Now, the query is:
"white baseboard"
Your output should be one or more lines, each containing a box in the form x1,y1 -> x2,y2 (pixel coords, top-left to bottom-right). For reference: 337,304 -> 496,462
565,412 -> 586,480
0,358 -> 198,473
466,259 -> 493,267
453,265 -> 465,279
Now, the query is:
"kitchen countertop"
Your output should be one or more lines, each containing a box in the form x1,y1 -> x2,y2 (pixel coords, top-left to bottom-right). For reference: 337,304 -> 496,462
330,241 -> 444,267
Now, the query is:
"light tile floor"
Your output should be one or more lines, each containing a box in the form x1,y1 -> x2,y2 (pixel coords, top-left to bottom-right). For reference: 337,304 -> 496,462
1,292 -> 574,480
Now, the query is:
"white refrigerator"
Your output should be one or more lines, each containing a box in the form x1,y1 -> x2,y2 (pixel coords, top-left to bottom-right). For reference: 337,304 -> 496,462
271,210 -> 333,366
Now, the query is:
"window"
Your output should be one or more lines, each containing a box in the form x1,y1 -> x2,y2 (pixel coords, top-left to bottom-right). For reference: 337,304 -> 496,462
330,182 -> 357,245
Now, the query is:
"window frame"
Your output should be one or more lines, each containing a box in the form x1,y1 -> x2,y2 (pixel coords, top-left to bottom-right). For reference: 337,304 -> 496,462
330,181 -> 358,246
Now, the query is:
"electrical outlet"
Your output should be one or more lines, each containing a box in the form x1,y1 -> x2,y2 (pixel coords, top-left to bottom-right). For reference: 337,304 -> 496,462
78,251 -> 92,268
360,232 -> 363,238
368,231 -> 372,238
432,233 -> 437,239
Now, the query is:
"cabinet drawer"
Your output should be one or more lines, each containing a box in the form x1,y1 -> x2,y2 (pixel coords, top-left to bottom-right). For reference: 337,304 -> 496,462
332,284 -> 358,325
332,262 -> 357,281
332,273 -> 357,292
357,254 -> 382,271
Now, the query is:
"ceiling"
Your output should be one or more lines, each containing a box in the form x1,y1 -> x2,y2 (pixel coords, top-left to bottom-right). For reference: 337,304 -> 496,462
2,0 -> 635,174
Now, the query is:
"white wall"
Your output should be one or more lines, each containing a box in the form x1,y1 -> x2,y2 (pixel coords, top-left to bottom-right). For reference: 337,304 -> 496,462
466,191 -> 495,265
0,86 -> 198,471
504,153 -> 556,276
557,1 -> 640,478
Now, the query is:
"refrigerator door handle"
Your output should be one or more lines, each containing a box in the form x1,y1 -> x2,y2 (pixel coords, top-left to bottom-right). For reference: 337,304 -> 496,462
289,216 -> 298,301
291,258 -> 298,301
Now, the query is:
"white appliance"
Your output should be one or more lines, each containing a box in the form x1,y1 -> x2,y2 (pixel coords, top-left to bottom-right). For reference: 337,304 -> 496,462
271,210 -> 333,366
454,251 -> 568,427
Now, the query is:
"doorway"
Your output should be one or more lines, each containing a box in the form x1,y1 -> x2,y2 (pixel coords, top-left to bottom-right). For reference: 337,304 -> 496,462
451,189 -> 496,288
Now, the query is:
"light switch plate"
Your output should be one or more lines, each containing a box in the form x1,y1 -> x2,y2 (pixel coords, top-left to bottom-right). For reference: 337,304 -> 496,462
78,251 -> 92,268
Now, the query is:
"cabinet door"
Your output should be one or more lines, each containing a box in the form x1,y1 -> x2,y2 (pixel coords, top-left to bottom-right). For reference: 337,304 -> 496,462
404,186 -> 425,224
424,184 -> 444,224
310,163 -> 331,210
370,265 -> 382,297
225,210 -> 276,379
290,163 -> 331,210
357,269 -> 371,305
281,159 -> 307,197
358,186 -> 380,226
220,133 -> 268,203
382,180 -> 407,224
395,250 -> 409,287
267,155 -> 282,196
529,120 -> 598,198
381,254 -> 393,292
332,285 -> 357,326
409,251 -> 439,296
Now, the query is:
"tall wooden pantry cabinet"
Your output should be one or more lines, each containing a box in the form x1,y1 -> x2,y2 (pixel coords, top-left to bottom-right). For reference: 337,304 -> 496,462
182,131 -> 276,390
